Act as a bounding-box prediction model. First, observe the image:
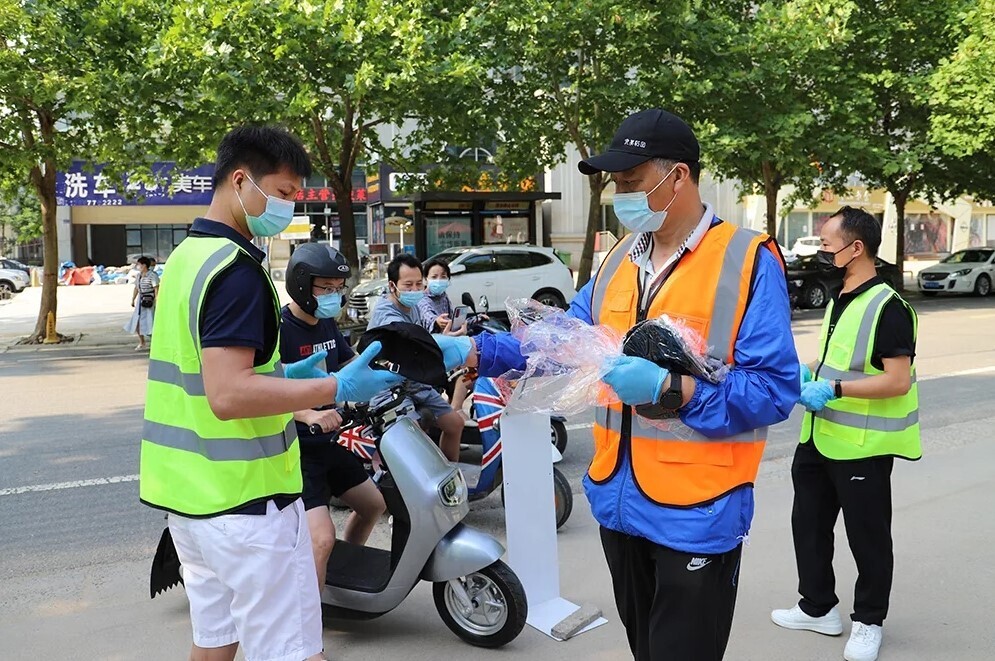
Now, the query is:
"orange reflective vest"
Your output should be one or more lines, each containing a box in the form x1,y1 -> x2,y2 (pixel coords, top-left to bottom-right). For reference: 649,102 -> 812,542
589,221 -> 783,507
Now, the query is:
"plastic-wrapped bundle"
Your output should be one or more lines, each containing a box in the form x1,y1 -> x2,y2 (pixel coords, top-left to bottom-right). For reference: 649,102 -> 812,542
502,298 -> 623,415
622,316 -> 729,385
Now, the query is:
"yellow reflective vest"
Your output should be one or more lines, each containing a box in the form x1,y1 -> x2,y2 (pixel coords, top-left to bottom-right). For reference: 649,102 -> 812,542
139,236 -> 301,517
802,282 -> 921,461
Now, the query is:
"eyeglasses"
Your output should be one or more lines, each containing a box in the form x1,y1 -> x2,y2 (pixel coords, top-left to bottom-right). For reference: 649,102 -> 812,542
312,284 -> 347,295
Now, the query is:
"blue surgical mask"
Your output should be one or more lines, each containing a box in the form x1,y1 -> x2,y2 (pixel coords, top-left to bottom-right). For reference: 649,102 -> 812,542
236,175 -> 296,237
612,164 -> 679,233
397,289 -> 425,308
427,279 -> 450,296
314,293 -> 342,319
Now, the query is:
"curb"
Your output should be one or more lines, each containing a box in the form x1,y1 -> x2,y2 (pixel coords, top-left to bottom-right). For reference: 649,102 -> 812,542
1,332 -> 139,355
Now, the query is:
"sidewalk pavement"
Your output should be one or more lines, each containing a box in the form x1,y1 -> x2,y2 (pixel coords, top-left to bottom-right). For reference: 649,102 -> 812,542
0,284 -> 296,352
2,425 -> 992,660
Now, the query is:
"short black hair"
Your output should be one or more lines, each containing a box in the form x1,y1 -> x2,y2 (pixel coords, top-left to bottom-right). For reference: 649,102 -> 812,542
387,253 -> 423,283
833,206 -> 881,257
212,125 -> 312,188
422,257 -> 451,279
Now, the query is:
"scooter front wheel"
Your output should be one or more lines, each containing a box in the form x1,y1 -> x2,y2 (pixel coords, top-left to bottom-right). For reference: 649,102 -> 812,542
433,560 -> 527,648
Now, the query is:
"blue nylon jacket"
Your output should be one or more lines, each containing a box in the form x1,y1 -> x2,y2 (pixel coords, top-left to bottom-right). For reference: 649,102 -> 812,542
475,245 -> 799,553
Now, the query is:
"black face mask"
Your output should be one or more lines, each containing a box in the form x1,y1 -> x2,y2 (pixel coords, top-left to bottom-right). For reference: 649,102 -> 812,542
816,241 -> 856,273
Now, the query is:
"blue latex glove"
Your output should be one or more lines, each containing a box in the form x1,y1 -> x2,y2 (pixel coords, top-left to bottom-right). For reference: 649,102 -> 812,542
433,335 -> 473,371
602,355 -> 670,406
284,350 -> 328,380
800,363 -> 813,387
334,341 -> 405,403
799,380 -> 836,412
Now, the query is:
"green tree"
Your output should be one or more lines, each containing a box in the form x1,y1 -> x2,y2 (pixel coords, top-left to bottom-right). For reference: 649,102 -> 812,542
463,0 -> 685,288
0,0 -> 164,341
145,0 -> 479,273
685,0 -> 855,239
833,0 -> 980,275
930,0 -> 995,156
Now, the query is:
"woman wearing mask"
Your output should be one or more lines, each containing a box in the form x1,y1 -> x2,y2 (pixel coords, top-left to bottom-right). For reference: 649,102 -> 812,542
125,255 -> 158,350
418,257 -> 456,333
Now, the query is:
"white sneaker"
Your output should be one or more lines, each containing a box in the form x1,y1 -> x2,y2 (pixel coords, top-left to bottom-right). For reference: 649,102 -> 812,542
771,604 -> 844,636
844,622 -> 882,661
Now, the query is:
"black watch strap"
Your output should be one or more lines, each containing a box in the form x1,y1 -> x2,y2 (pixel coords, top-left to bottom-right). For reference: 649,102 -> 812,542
658,372 -> 683,410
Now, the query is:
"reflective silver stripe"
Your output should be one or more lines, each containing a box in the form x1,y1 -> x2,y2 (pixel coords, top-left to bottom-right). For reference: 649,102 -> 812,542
188,243 -> 240,346
594,406 -> 763,443
148,359 -> 206,396
706,228 -> 760,362
819,408 -> 919,432
148,359 -> 286,396
848,287 -> 894,371
818,364 -> 918,385
143,418 -> 294,461
590,234 -> 640,320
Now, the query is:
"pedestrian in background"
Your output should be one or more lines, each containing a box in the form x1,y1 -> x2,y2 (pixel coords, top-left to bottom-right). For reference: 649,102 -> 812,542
125,255 -> 157,350
771,206 -> 920,661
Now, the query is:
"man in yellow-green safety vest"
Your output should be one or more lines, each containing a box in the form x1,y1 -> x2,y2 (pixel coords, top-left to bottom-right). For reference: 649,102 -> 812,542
771,206 -> 920,661
140,125 -> 400,661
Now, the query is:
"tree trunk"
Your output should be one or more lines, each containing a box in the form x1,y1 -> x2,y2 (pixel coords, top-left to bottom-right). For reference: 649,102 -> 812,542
893,192 -> 907,291
31,159 -> 59,342
331,178 -> 360,276
576,174 -> 606,290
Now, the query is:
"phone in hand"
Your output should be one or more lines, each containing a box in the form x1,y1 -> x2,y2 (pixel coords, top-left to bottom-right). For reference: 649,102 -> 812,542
451,305 -> 470,331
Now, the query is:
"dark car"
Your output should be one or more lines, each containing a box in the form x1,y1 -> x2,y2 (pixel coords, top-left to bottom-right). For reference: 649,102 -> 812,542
786,255 -> 903,309
0,258 -> 31,277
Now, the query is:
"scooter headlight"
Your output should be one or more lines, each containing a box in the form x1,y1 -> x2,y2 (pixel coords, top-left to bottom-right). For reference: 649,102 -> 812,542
439,470 -> 468,507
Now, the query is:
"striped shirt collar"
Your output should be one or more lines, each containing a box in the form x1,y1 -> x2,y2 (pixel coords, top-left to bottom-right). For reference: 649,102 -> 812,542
629,203 -> 715,270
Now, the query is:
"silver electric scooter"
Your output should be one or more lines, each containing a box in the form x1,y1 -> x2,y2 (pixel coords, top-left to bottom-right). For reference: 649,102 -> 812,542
322,388 -> 528,648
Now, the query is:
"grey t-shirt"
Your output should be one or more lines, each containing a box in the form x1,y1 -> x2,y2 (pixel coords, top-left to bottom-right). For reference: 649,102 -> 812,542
366,293 -> 440,403
367,293 -> 421,329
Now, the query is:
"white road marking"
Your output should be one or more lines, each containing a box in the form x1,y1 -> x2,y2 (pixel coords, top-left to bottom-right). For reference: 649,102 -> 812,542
0,474 -> 138,497
919,365 -> 995,382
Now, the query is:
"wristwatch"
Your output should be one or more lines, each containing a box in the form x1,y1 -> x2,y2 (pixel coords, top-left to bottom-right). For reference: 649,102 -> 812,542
834,379 -> 843,398
634,370 -> 684,420
658,373 -> 684,410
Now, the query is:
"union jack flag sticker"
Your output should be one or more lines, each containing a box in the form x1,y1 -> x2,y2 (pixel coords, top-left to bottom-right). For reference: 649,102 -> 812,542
336,425 -> 378,460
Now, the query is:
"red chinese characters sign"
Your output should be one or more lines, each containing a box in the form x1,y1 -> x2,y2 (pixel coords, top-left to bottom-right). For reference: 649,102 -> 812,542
294,187 -> 368,203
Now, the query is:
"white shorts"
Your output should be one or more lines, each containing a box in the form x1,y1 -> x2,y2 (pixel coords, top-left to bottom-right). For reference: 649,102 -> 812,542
168,499 -> 323,661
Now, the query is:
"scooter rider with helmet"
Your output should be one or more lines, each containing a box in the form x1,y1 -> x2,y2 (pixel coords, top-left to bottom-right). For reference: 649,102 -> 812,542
280,242 -> 387,590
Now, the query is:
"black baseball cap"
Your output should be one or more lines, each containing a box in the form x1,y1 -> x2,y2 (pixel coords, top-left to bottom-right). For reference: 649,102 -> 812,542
578,109 -> 700,175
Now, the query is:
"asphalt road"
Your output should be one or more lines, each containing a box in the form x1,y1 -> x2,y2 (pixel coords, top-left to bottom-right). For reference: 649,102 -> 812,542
2,293 -> 994,659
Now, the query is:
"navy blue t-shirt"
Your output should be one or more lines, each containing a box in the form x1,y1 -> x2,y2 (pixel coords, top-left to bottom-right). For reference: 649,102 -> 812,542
279,305 -> 355,448
189,218 -> 292,514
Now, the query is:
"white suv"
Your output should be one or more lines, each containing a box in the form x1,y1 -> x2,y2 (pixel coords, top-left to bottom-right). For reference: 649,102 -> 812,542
346,245 -> 576,319
439,245 -> 576,311
0,267 -> 30,297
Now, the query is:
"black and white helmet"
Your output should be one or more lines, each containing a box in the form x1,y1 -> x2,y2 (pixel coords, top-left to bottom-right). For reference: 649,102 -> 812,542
286,243 -> 351,315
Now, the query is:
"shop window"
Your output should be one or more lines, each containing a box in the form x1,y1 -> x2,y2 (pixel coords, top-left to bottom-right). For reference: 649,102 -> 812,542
484,215 -> 529,244
904,213 -> 951,256
126,223 -> 189,262
426,215 -> 472,256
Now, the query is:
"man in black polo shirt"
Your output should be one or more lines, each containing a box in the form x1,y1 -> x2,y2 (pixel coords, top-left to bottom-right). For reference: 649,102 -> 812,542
772,206 -> 920,661
148,125 -> 401,661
